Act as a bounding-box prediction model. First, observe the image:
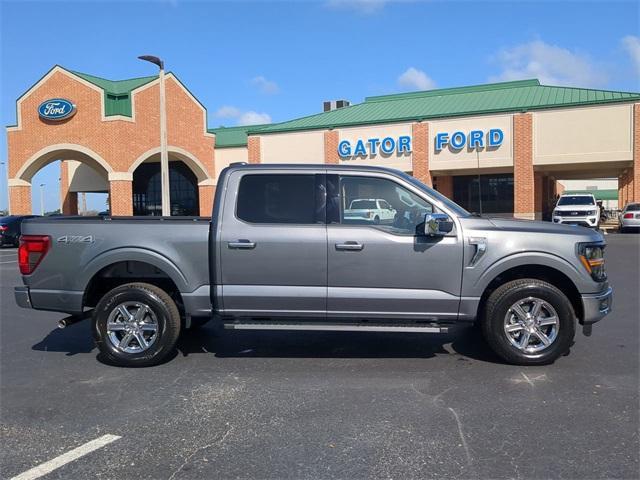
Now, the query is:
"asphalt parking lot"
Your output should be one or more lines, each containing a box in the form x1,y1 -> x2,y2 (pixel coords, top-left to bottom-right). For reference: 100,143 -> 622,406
1,233 -> 638,480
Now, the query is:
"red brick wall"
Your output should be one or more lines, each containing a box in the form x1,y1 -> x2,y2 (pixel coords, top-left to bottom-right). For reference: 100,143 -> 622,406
513,113 -> 534,219
7,67 -> 214,215
324,130 -> 340,164
248,136 -> 261,164
60,160 -> 78,215
411,122 -> 431,187
9,186 -> 31,215
198,185 -> 215,216
435,175 -> 453,199
109,181 -> 133,216
632,104 -> 640,203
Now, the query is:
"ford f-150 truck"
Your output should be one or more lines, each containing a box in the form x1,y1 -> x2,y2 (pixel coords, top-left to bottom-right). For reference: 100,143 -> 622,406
14,164 -> 613,367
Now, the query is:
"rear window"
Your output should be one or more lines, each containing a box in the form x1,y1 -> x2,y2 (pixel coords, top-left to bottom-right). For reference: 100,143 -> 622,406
558,196 -> 595,206
236,174 -> 320,224
625,204 -> 640,211
350,200 -> 377,209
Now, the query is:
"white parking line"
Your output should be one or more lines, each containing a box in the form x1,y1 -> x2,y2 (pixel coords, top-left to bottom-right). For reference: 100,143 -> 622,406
10,434 -> 121,480
0,260 -> 17,264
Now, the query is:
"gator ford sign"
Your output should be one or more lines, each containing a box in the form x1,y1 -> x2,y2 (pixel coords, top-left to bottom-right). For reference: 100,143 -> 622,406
435,128 -> 504,151
38,98 -> 76,121
338,136 -> 411,158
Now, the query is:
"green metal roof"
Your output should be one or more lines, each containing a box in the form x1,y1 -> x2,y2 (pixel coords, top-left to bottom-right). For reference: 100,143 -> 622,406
208,124 -> 270,148
565,189 -> 618,201
71,70 -> 158,117
254,79 -> 640,135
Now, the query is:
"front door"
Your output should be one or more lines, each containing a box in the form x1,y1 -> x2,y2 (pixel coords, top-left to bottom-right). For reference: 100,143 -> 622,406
326,173 -> 464,321
219,170 -> 327,318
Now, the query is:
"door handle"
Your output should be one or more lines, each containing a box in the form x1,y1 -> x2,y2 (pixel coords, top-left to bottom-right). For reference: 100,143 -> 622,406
228,240 -> 256,249
335,241 -> 364,251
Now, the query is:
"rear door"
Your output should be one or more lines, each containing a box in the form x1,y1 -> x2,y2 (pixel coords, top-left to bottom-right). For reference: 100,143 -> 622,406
326,172 -> 464,321
219,170 -> 328,318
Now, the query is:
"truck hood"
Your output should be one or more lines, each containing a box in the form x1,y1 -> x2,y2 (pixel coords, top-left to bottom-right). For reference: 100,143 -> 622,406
484,216 -> 603,240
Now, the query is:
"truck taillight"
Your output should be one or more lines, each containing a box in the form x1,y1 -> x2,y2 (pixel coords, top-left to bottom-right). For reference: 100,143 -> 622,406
18,235 -> 50,275
0,225 -> 7,231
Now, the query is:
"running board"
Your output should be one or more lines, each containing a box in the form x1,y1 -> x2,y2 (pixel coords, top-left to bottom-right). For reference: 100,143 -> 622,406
223,322 -> 449,333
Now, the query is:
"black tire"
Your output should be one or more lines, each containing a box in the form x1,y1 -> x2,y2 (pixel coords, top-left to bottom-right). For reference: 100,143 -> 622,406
93,282 -> 181,367
481,278 -> 575,366
373,215 -> 380,224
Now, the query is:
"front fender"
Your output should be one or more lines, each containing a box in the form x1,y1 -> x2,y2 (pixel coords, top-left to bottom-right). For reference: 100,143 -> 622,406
464,251 -> 589,298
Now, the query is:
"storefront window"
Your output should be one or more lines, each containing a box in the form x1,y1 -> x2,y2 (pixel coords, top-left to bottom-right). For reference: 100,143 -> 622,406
133,161 -> 199,216
453,174 -> 514,214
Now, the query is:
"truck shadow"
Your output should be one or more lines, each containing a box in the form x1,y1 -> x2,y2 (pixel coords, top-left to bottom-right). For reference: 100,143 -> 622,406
175,325 -> 503,364
32,320 -> 95,356
31,322 -> 502,364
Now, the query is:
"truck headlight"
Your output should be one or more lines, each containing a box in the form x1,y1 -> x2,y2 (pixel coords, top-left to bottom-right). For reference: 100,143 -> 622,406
577,243 -> 606,282
586,210 -> 596,216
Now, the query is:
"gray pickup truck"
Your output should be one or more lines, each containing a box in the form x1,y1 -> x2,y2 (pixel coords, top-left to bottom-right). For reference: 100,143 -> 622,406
15,164 -> 612,367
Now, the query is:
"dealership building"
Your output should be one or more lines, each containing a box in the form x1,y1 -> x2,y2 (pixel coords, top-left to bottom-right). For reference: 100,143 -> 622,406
6,65 -> 640,218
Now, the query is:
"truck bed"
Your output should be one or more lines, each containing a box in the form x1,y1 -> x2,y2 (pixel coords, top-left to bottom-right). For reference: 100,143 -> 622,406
18,216 -> 211,316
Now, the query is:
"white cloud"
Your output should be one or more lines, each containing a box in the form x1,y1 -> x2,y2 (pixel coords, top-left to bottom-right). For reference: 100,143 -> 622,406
214,105 -> 271,126
214,105 -> 242,118
490,40 -> 607,87
237,111 -> 272,126
622,35 -> 640,76
397,67 -> 436,91
250,75 -> 279,94
326,0 -> 387,14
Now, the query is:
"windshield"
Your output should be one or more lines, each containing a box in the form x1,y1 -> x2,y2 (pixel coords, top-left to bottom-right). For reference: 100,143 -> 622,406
558,196 -> 595,206
399,172 -> 470,217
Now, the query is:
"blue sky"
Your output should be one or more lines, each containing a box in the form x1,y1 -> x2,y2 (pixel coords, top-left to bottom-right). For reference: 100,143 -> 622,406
1,0 -> 638,212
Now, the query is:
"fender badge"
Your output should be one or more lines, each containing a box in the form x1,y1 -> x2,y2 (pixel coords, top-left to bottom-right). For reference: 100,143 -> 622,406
57,235 -> 94,244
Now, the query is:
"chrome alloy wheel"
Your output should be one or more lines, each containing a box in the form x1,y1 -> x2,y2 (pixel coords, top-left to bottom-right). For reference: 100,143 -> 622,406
106,302 -> 158,354
503,297 -> 559,354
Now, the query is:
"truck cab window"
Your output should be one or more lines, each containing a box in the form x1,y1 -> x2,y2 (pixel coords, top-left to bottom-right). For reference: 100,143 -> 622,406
236,174 -> 323,224
339,176 -> 433,234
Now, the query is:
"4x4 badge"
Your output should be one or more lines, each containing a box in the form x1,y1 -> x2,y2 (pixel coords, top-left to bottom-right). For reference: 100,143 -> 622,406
57,235 -> 94,244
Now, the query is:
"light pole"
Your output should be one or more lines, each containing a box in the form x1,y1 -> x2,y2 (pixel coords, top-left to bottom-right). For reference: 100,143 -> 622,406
39,183 -> 45,216
139,55 -> 170,216
0,161 -> 9,214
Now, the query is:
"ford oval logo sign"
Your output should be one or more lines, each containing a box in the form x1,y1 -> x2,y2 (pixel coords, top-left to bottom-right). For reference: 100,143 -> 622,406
38,98 -> 76,121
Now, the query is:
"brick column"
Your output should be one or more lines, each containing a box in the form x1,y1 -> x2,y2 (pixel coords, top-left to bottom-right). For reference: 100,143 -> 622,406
198,184 -> 215,217
60,161 -> 78,215
514,113 -> 534,220
435,175 -> 453,199
324,130 -> 340,164
109,180 -> 133,216
411,122 -> 431,187
632,104 -> 640,203
534,173 -> 544,220
248,136 -> 261,164
9,185 -> 31,215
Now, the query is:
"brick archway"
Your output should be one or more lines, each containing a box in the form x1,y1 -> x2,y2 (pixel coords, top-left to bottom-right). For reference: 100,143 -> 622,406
8,144 -> 113,215
130,146 -> 215,216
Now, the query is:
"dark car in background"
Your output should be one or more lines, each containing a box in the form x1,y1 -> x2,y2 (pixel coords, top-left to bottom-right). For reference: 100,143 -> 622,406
0,215 -> 40,247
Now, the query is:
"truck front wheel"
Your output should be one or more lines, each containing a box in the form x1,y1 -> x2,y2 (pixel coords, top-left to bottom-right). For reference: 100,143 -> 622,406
481,278 -> 576,365
93,282 -> 181,367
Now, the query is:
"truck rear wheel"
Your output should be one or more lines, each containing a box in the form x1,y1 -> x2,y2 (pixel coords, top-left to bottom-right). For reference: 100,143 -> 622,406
481,278 -> 575,365
93,282 -> 181,367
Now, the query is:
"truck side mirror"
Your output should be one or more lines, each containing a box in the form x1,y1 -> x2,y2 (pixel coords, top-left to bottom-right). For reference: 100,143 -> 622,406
424,213 -> 454,236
